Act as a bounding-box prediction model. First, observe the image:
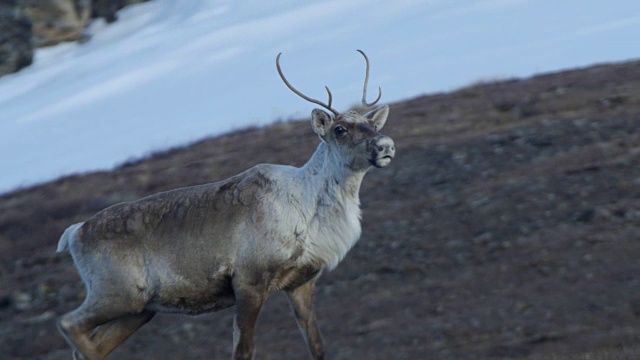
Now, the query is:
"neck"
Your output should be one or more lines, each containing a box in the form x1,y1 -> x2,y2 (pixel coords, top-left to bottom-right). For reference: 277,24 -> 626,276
302,143 -> 367,198
297,142 -> 368,269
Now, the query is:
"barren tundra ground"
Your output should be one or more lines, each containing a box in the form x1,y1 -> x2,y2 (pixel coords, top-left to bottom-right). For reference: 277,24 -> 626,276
1,60 -> 640,359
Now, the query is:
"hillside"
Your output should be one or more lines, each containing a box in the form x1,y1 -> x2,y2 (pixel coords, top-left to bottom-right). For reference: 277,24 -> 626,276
1,59 -> 639,359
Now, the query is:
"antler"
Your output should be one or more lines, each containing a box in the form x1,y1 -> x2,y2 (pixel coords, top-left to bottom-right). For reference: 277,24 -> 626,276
357,49 -> 382,108
276,53 -> 339,116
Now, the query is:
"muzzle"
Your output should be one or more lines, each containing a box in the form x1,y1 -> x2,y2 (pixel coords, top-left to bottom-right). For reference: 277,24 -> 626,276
370,135 -> 395,168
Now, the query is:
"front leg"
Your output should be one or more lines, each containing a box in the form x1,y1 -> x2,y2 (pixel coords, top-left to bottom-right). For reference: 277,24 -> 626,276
286,278 -> 324,360
233,283 -> 267,360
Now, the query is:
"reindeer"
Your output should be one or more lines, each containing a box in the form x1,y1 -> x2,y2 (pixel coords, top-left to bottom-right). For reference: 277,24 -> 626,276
56,50 -> 395,360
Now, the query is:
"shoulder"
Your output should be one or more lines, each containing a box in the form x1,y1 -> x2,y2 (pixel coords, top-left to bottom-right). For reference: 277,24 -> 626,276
240,163 -> 299,187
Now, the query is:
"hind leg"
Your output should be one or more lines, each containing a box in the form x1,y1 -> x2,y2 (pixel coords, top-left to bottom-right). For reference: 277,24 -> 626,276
57,297 -> 145,360
89,310 -> 156,358
58,303 -> 102,360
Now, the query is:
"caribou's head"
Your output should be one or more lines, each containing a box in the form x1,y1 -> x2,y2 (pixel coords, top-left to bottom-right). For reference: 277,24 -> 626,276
277,50 -> 395,171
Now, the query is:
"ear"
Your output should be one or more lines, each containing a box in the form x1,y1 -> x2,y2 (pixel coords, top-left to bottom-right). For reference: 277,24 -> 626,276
311,109 -> 334,137
365,105 -> 389,131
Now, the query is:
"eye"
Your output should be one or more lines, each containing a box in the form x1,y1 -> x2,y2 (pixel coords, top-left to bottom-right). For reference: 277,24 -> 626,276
334,126 -> 347,136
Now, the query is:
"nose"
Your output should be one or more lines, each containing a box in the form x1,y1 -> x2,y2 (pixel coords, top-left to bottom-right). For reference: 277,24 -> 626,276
376,136 -> 395,158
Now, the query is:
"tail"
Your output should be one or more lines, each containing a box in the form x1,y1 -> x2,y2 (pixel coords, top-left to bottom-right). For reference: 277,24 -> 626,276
57,222 -> 84,253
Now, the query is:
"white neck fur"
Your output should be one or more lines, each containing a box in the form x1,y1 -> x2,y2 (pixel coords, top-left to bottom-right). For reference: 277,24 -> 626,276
296,143 -> 368,269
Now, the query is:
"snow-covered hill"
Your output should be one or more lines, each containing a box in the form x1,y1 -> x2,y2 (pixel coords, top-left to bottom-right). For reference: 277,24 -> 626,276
1,0 -> 639,194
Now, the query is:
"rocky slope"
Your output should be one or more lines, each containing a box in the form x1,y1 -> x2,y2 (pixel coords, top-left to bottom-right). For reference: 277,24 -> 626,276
0,0 -> 149,76
0,59 -> 639,359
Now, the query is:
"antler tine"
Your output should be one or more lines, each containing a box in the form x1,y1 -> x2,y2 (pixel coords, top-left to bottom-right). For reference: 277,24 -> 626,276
357,49 -> 382,108
276,53 -> 339,116
324,85 -> 333,111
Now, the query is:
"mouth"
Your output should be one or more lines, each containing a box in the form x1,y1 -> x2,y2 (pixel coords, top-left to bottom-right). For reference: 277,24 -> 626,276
372,155 -> 393,168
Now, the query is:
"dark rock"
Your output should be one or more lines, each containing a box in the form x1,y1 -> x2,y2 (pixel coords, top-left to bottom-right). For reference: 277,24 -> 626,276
0,295 -> 12,309
92,0 -> 150,23
0,1 -> 33,76
572,208 -> 595,223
